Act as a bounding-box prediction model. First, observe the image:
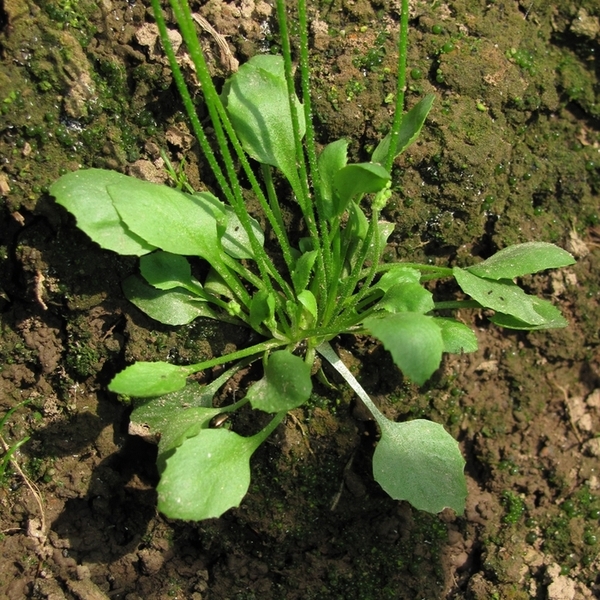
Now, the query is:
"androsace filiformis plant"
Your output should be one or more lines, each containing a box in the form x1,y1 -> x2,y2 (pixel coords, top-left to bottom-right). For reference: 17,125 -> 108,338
50,0 -> 575,520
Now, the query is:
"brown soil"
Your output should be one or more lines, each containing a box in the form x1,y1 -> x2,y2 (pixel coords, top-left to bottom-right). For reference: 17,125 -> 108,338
1,1 -> 599,599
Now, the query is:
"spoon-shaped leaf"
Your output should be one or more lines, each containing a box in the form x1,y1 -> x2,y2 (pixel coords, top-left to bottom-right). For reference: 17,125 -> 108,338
467,242 -> 575,280
106,179 -> 221,261
122,275 -> 225,326
453,268 -> 545,326
157,413 -> 283,520
223,54 -> 305,198
363,313 -> 444,385
157,428 -> 257,520
246,350 -> 312,413
373,418 -> 467,514
372,94 -> 435,164
109,361 -> 194,396
316,342 -> 466,514
50,168 -> 155,256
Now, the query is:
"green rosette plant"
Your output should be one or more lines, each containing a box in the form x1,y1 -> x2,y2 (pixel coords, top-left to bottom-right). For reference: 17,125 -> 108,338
50,0 -> 575,520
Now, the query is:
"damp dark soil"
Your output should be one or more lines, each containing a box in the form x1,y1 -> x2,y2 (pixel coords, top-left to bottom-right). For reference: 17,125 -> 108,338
1,1 -> 600,598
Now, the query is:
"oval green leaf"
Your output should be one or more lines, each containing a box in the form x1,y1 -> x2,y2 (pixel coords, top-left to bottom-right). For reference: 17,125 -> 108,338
109,361 -> 192,397
373,418 -> 467,514
122,275 -> 223,326
139,251 -> 200,292
372,94 -> 435,164
317,139 -> 349,221
378,282 -> 434,314
453,268 -> 545,325
106,179 -> 221,260
246,350 -> 312,413
333,162 -> 391,216
467,242 -> 575,280
50,169 -> 155,256
364,313 -> 444,385
434,318 -> 479,354
157,428 -> 255,520
490,296 -> 568,330
224,54 -> 305,198
193,192 -> 264,260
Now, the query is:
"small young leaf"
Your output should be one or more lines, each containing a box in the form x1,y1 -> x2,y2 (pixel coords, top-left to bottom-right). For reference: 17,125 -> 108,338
343,201 -> 369,271
364,313 -> 444,385
378,283 -> 434,314
122,275 -> 225,326
224,54 -> 305,198
373,418 -> 467,514
453,268 -> 545,326
372,94 -> 435,164
107,179 -> 221,261
333,163 -> 391,216
490,296 -> 568,330
434,318 -> 479,354
140,251 -> 195,291
193,192 -> 264,259
291,250 -> 317,294
297,289 -> 318,321
109,361 -> 193,397
204,267 -> 236,299
376,267 -> 421,292
249,289 -> 276,331
467,242 -> 575,280
347,201 -> 369,240
50,169 -> 155,256
375,220 -> 396,252
317,139 -> 349,220
246,351 -> 312,413
157,428 -> 257,520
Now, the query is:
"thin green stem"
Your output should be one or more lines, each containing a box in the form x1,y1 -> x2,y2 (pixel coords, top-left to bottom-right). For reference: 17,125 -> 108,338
159,0 -> 297,308
275,0 -> 327,301
384,0 -> 409,173
316,342 -> 384,425
350,209 -> 383,309
356,262 -> 454,280
219,254 -> 293,335
261,165 -> 288,247
329,210 -> 380,326
297,0 -> 334,285
320,218 -> 348,325
184,338 -> 286,376
151,0 -> 230,200
250,411 -> 287,449
169,2 -> 271,267
152,0 -> 258,304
